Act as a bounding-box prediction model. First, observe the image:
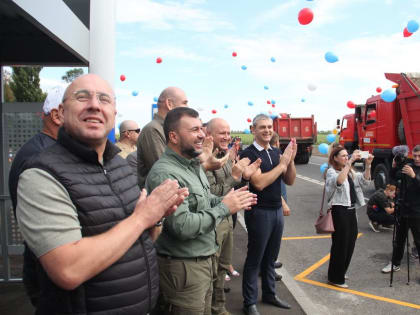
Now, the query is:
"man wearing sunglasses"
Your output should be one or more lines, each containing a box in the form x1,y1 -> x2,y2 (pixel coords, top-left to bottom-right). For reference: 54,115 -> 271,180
116,120 -> 140,158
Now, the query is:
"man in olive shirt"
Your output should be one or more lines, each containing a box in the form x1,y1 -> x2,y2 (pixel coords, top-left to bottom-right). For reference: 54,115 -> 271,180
205,118 -> 261,315
137,87 -> 188,188
146,107 -> 257,314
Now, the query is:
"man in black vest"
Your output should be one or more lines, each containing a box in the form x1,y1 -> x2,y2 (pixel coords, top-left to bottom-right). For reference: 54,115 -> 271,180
240,114 -> 297,315
16,74 -> 187,315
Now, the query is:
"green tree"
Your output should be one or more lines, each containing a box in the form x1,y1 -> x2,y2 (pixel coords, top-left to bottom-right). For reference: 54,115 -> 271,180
3,69 -> 15,102
62,68 -> 84,83
9,66 -> 46,102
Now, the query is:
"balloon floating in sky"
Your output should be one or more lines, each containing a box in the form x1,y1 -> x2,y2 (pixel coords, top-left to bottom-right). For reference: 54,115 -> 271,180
318,143 -> 329,155
320,162 -> 329,174
267,100 -> 271,104
156,57 -> 162,64
376,87 -> 382,93
307,83 -> 317,91
347,101 -> 355,109
326,134 -> 336,144
153,97 -> 158,102
407,20 -> 419,33
271,100 -> 276,105
224,104 -> 229,109
264,85 -> 269,90
244,129 -> 251,134
298,8 -> 314,25
301,98 -> 305,102
403,27 -> 413,38
381,89 -> 397,102
270,57 -> 276,63
120,74 -> 126,82
132,90 -> 139,96
247,118 -> 252,123
248,101 -> 254,106
241,65 -> 247,70
211,109 -> 217,114
232,51 -> 237,57
325,51 -> 338,63
272,104 -> 276,108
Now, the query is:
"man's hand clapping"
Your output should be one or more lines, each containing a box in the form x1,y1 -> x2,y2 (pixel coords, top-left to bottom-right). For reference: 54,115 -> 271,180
222,186 -> 257,214
200,136 -> 230,171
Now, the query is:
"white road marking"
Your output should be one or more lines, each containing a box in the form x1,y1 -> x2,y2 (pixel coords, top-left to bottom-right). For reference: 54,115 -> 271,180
309,162 -> 322,166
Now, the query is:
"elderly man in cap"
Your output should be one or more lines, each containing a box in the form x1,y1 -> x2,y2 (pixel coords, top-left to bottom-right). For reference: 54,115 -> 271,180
15,74 -> 186,314
9,85 -> 65,307
116,120 -> 140,158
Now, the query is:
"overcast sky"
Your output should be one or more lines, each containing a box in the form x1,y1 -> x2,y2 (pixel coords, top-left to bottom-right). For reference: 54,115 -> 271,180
39,0 -> 420,132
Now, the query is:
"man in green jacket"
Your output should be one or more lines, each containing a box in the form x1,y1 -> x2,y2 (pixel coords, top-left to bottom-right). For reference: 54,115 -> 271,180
205,118 -> 261,315
146,108 -> 257,315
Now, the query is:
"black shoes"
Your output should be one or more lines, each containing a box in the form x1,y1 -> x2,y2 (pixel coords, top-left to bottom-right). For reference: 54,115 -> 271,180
262,295 -> 291,309
243,304 -> 260,315
275,273 -> 282,281
274,261 -> 283,269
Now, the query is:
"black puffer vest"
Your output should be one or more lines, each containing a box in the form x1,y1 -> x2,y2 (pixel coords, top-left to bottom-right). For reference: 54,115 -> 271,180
28,128 -> 159,315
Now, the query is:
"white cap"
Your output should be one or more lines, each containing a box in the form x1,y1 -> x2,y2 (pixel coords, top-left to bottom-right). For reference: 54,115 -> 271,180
43,86 -> 66,114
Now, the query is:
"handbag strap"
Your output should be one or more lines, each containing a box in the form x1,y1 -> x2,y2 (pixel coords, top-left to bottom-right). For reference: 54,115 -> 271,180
320,184 -> 327,216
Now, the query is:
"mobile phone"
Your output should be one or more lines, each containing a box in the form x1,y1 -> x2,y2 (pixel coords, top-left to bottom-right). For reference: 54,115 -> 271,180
360,151 -> 369,159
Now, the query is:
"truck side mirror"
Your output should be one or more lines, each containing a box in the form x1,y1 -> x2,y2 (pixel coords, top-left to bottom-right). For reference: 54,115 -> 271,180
336,119 -> 340,126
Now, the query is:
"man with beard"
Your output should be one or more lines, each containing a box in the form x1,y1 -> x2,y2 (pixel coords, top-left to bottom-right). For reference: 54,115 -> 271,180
205,118 -> 261,315
146,107 -> 258,314
240,114 -> 297,315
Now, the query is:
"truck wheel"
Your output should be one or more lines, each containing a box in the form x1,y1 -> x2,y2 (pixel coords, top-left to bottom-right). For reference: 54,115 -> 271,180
300,151 -> 310,164
373,163 -> 389,190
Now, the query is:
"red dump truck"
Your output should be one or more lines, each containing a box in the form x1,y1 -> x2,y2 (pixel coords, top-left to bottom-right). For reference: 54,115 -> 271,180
338,72 -> 420,189
273,114 -> 317,164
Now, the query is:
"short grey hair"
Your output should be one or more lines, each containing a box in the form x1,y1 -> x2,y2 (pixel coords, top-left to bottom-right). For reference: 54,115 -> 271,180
252,114 -> 271,127
413,145 -> 420,153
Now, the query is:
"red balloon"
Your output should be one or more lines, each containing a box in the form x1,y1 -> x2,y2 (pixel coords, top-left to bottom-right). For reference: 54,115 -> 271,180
120,74 -> 126,82
211,109 -> 217,114
267,100 -> 271,104
376,87 -> 382,93
156,57 -> 162,63
272,104 -> 275,108
403,27 -> 413,38
347,101 -> 355,109
247,118 -> 251,123
232,52 -> 237,57
298,8 -> 314,25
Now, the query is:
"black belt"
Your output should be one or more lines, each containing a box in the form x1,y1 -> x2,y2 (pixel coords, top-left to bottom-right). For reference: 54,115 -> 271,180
158,254 -> 213,261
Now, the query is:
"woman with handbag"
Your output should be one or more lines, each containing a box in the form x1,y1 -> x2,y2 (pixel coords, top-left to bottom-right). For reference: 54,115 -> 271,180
325,146 -> 373,288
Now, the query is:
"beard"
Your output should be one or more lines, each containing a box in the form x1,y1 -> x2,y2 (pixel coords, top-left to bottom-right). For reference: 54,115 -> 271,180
180,140 -> 201,158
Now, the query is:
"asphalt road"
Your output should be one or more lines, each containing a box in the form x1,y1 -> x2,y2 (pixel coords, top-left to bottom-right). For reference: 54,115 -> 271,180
279,155 -> 420,314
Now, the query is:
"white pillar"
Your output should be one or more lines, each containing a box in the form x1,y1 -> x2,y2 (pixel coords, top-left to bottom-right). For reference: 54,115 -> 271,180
89,0 -> 115,89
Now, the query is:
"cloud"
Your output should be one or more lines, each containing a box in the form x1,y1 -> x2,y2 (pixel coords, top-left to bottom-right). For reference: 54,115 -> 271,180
251,0 -> 298,29
40,78 -> 69,92
116,0 -> 233,32
119,45 -> 213,62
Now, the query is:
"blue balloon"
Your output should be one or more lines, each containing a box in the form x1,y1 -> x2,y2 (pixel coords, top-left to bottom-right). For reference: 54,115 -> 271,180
301,98 -> 305,102
325,51 -> 339,63
270,57 -> 276,63
244,129 -> 251,134
241,65 -> 247,70
326,133 -> 336,143
381,89 -> 397,102
318,143 -> 329,155
271,99 -> 276,105
132,90 -> 138,96
224,104 -> 229,109
153,97 -> 158,102
248,101 -> 254,106
407,20 -> 419,33
264,85 -> 269,90
320,162 -> 329,174
270,114 -> 277,119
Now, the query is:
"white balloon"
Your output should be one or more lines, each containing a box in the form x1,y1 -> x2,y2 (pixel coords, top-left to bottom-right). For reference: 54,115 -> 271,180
307,83 -> 317,91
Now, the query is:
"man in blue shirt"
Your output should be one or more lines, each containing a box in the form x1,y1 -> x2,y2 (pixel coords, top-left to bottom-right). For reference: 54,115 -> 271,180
240,114 -> 297,315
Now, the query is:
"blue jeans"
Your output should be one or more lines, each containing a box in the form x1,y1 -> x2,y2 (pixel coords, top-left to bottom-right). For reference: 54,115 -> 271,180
242,206 -> 284,306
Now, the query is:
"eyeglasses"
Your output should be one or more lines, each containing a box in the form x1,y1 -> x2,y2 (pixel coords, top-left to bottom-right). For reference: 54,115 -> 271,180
63,89 -> 116,105
123,129 -> 140,134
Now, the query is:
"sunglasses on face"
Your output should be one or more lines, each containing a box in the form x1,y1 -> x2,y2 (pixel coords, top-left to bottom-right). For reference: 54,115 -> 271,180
124,129 -> 140,134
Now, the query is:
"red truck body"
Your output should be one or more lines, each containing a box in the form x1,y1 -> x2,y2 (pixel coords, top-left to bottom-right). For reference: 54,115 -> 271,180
273,114 -> 317,164
339,72 -> 420,188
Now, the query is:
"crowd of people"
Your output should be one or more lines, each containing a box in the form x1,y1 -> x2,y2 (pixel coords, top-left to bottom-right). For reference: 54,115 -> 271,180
8,73 -> 420,315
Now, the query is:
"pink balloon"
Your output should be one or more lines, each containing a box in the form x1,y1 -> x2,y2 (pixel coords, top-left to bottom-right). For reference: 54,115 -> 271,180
347,101 -> 355,109
120,74 -> 126,82
403,27 -> 413,38
298,8 -> 314,25
376,87 -> 382,93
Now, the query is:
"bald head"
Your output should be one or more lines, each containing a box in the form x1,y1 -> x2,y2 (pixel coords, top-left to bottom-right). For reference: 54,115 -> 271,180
119,120 -> 140,144
206,118 -> 231,151
157,87 -> 188,117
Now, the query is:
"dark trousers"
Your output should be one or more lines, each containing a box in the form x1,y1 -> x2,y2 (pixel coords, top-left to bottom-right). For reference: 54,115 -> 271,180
367,211 -> 395,226
328,206 -> 358,284
242,207 -> 284,306
392,216 -> 420,265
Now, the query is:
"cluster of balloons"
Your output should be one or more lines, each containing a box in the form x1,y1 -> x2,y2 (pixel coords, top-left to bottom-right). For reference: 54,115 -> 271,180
318,143 -> 329,155
325,51 -> 339,63
404,20 -> 419,37
298,8 -> 314,25
381,89 -> 397,102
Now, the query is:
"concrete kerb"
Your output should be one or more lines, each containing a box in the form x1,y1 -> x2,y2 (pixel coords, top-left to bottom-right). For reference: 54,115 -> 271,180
237,212 -> 323,315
